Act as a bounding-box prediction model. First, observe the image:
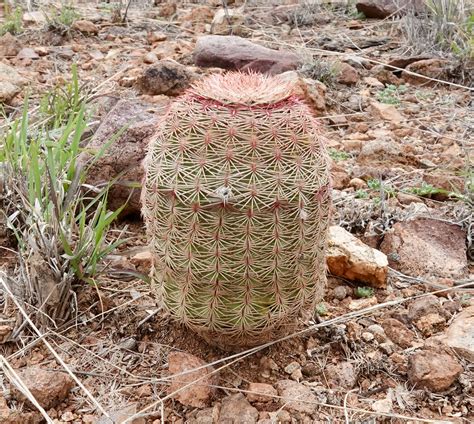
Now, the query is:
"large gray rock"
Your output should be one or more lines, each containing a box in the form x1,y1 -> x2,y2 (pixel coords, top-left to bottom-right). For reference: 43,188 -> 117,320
193,35 -> 300,75
77,98 -> 169,216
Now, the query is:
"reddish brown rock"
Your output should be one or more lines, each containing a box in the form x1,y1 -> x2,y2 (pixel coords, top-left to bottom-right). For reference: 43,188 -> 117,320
0,396 -> 41,424
10,367 -> 74,409
193,35 -> 300,75
168,351 -> 217,408
276,380 -> 318,415
0,32 -> 21,57
356,0 -> 424,19
382,318 -> 415,348
337,63 -> 359,86
408,350 -> 462,392
77,98 -> 169,216
325,361 -> 358,389
246,383 -> 277,403
72,20 -> 99,35
402,58 -> 450,86
380,219 -> 468,280
422,172 -> 465,200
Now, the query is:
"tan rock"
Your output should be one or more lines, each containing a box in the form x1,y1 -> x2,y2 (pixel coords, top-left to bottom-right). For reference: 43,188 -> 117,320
72,20 -> 99,35
348,296 -> 378,311
168,351 -> 217,408
363,76 -> 384,87
279,71 -> 326,114
408,349 -> 462,392
0,32 -> 21,57
403,58 -> 450,86
246,382 -> 277,403
327,226 -> 388,288
325,361 -> 357,389
441,306 -> 474,362
370,101 -> 404,123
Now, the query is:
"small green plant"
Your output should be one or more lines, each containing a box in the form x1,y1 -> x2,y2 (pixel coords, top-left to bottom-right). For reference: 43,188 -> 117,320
328,148 -> 350,162
355,189 -> 369,199
355,286 -> 375,298
0,6 -> 23,36
44,2 -> 80,32
405,182 -> 444,197
315,302 -> 328,316
377,84 -> 407,105
367,178 -> 396,198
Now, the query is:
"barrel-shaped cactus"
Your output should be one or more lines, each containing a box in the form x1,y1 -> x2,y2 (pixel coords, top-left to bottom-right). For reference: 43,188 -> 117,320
142,72 -> 331,348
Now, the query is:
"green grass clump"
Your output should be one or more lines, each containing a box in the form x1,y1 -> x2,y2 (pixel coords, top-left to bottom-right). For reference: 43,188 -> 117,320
328,148 -> 350,162
44,2 -> 80,32
0,67 -> 124,326
0,6 -> 23,36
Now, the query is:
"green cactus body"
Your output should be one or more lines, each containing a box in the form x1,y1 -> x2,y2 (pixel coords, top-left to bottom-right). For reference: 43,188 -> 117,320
142,72 -> 331,348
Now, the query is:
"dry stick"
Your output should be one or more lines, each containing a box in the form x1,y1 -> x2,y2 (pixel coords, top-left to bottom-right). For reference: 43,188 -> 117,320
124,281 -> 474,422
0,275 -> 110,418
0,356 -> 55,424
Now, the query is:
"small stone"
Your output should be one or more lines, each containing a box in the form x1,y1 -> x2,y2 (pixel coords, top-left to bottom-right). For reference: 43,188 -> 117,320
363,76 -> 384,87
382,318 -> 415,348
17,47 -> 39,60
370,101 -> 404,123
349,178 -> 366,190
10,367 -> 74,409
219,393 -> 258,424
143,52 -> 158,64
276,380 -> 317,415
137,60 -> 198,96
333,285 -> 348,300
362,331 -> 375,342
441,305 -> 474,362
72,20 -> 99,35
371,397 -> 392,413
284,361 -> 301,375
0,62 -> 28,103
290,368 -> 303,381
167,351 -> 217,408
379,342 -> 394,355
397,192 -> 423,205
337,63 -> 359,85
325,361 -> 357,389
408,349 -> 462,392
407,295 -> 447,335
246,383 -> 277,403
61,411 -> 75,422
348,296 -> 378,311
147,31 -> 167,43
0,32 -> 21,57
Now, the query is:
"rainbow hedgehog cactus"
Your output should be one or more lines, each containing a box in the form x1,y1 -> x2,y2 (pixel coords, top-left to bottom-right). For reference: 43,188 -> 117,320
142,72 -> 331,348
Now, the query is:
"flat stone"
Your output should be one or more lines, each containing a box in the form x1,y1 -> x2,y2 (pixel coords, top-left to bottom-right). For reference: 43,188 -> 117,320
219,393 -> 258,423
441,306 -> 474,362
276,380 -> 317,415
193,35 -> 300,75
246,383 -> 277,403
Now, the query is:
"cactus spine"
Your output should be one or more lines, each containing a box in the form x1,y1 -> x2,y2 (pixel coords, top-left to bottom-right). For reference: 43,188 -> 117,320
142,72 -> 331,348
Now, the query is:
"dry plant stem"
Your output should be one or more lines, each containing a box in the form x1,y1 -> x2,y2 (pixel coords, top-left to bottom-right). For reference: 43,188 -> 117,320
0,356 -> 54,424
124,280 -> 474,422
0,274 -> 110,418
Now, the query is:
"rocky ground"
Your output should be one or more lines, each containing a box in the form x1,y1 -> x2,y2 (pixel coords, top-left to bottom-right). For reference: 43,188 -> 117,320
0,0 -> 473,423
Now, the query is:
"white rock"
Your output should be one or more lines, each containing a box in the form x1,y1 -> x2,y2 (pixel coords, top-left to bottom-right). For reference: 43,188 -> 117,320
327,226 -> 388,288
